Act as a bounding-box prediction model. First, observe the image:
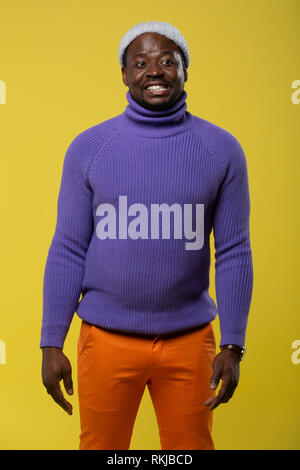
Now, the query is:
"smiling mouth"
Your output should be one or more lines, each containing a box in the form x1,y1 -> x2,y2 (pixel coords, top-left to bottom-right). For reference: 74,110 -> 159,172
144,85 -> 170,96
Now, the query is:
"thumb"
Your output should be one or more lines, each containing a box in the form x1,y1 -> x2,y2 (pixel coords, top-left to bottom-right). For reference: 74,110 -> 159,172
210,364 -> 222,390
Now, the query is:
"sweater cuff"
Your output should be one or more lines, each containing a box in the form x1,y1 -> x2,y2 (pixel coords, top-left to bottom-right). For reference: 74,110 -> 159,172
40,334 -> 66,349
219,332 -> 246,349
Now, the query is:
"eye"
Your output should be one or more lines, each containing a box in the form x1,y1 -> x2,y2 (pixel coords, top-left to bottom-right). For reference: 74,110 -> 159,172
135,58 -> 175,68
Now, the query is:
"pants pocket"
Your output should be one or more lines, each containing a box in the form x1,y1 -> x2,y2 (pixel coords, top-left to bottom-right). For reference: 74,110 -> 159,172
77,321 -> 94,360
200,322 -> 216,358
207,322 -> 216,350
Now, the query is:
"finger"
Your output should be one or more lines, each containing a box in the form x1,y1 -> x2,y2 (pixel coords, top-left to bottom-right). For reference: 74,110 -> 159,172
203,397 -> 215,407
222,383 -> 237,403
219,372 -> 238,402
208,378 -> 232,410
204,369 -> 238,409
207,396 -> 221,411
203,396 -> 219,410
48,382 -> 73,415
62,368 -> 74,396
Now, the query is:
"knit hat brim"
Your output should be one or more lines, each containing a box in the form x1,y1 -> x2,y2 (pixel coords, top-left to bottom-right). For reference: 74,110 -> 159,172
118,21 -> 190,69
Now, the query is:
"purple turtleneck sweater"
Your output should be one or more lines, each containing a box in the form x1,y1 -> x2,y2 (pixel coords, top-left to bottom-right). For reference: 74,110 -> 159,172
40,90 -> 253,350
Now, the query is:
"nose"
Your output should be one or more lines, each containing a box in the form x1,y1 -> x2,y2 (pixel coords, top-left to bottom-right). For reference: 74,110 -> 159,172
145,60 -> 164,76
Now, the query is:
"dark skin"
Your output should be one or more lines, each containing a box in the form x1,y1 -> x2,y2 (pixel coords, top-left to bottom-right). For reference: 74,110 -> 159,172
121,32 -> 188,111
42,347 -> 73,415
41,32 -> 241,415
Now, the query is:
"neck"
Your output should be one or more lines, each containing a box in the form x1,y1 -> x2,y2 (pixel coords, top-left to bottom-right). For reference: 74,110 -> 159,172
118,89 -> 194,138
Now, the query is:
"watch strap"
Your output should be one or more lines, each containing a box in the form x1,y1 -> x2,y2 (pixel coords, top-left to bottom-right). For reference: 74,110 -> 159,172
220,344 -> 246,361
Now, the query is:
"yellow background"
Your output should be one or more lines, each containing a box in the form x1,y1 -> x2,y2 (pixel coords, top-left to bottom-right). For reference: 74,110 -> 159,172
0,0 -> 299,450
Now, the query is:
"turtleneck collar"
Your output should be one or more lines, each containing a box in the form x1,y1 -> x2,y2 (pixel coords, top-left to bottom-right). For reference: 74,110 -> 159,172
117,89 -> 195,138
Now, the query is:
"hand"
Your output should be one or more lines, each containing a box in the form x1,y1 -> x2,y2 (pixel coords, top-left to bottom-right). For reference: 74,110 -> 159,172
203,349 -> 240,411
42,347 -> 74,415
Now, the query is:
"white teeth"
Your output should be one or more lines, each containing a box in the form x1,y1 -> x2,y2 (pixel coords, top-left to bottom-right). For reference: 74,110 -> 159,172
147,85 -> 168,90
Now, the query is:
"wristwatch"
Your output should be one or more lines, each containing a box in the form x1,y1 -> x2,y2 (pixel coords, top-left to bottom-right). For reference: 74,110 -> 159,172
220,344 -> 246,361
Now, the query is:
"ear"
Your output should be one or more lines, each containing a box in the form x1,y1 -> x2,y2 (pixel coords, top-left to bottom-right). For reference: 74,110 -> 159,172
184,67 -> 188,83
122,67 -> 128,86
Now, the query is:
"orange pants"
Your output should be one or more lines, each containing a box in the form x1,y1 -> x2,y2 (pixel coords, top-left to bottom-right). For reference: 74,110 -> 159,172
77,320 -> 216,450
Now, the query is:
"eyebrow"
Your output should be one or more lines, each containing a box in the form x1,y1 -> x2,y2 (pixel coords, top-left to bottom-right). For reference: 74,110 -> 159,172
133,49 -> 175,58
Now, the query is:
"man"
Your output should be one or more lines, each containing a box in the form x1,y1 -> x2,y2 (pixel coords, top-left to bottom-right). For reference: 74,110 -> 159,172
41,21 -> 253,450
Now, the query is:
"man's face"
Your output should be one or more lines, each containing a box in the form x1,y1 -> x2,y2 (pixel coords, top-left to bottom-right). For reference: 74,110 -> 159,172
121,32 -> 188,111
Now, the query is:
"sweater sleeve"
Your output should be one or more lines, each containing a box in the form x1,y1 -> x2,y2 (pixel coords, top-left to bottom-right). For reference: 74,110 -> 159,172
40,135 -> 94,349
212,136 -> 254,348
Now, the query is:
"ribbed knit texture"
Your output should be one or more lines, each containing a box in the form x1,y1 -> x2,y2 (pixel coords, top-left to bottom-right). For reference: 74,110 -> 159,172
40,89 -> 253,349
118,21 -> 190,69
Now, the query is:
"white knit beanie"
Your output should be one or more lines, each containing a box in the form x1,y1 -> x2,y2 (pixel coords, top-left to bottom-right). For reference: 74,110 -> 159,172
119,21 -> 190,69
